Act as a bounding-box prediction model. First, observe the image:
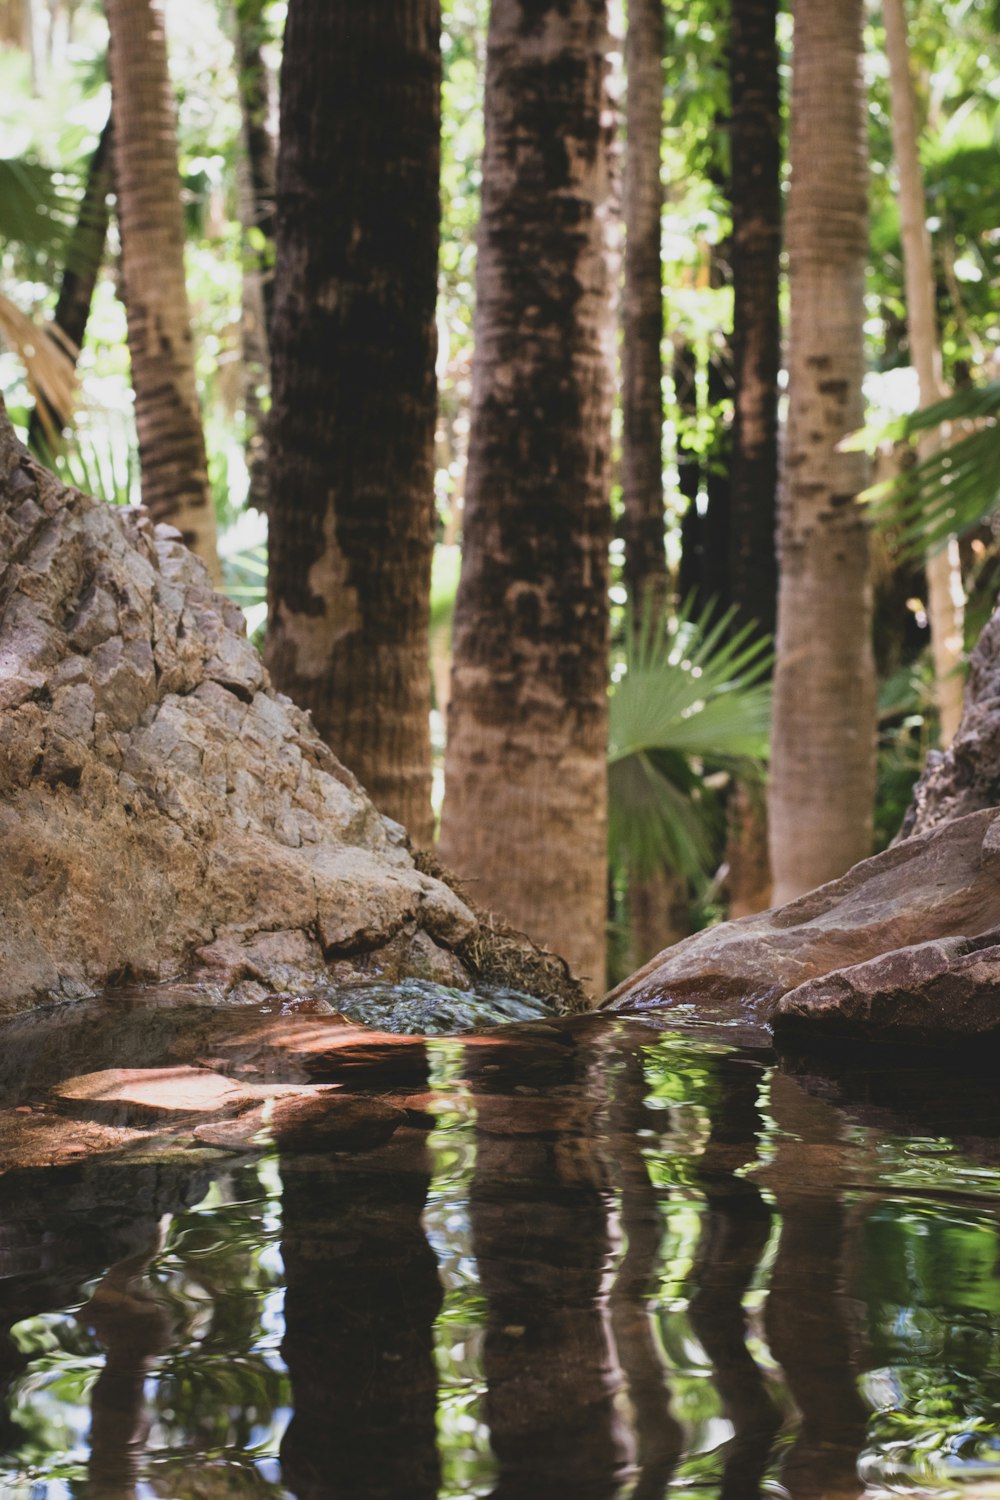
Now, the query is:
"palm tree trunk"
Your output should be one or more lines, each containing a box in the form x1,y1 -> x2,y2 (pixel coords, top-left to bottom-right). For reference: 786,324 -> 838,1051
232,0 -> 276,517
725,0 -> 781,916
106,0 -> 219,580
438,0 -> 616,990
265,0 -> 440,848
28,114 -> 113,450
621,0 -> 666,617
768,0 -> 877,904
883,0 -> 965,747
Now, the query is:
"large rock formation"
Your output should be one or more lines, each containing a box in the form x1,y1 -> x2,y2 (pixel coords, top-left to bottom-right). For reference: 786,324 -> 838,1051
0,413 -> 583,1015
901,601 -> 1000,838
604,807 -> 1000,1043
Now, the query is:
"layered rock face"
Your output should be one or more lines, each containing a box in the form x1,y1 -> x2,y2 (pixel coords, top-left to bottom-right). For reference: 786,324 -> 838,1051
0,431 -> 562,1013
604,807 -> 1000,1043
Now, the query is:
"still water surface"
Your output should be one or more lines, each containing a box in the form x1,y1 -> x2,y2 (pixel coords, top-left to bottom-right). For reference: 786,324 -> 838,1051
0,1017 -> 998,1499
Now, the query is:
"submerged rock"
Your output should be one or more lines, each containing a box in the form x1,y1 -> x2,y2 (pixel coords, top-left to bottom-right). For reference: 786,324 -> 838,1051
604,807 -> 1000,1045
0,418 -> 586,1015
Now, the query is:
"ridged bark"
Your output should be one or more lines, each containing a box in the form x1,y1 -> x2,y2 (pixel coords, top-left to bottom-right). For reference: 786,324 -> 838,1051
768,0 -> 877,903
265,0 -> 441,848
621,0 -> 666,614
725,0 -> 781,916
439,0 -> 616,989
232,0 -> 276,516
883,0 -> 965,747
728,0 -> 780,643
105,0 -> 219,580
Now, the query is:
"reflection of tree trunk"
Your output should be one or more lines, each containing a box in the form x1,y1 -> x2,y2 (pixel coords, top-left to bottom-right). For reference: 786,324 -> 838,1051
688,1056 -> 780,1500
28,113 -> 113,449
763,1074 -> 868,1500
278,1087 -> 442,1500
465,1031 -> 631,1500
78,1232 -> 173,1500
607,1044 -> 683,1499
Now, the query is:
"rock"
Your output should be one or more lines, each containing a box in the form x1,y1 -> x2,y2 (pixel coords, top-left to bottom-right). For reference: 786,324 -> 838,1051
54,1065 -> 259,1123
771,930 -> 1000,1045
0,420 -> 585,1014
902,602 -> 1000,838
603,808 -> 1000,1041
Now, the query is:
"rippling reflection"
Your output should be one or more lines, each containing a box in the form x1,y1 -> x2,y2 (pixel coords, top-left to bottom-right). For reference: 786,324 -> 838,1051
0,1021 -> 998,1498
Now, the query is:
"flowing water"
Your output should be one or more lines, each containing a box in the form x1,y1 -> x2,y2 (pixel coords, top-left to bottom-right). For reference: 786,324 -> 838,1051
0,1004 -> 998,1499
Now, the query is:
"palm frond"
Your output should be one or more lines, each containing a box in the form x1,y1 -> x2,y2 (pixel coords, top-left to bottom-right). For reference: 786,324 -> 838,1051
607,602 -> 772,880
0,157 -> 78,257
0,291 -> 77,445
858,381 -> 1000,559
609,600 -> 772,765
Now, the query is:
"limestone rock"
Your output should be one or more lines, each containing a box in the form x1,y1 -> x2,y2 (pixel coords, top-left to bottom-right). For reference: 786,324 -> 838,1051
603,808 -> 1000,1040
0,432 -> 512,1013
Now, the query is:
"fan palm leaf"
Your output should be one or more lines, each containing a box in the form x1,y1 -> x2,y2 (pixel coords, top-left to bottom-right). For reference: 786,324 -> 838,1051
608,602 -> 772,879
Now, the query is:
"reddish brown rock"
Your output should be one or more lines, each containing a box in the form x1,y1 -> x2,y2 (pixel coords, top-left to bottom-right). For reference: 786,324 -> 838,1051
54,1065 -> 258,1124
603,808 -> 1000,1039
770,930 -> 1000,1044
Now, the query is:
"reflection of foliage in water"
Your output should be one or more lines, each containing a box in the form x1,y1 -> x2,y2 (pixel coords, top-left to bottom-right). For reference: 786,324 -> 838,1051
860,1203 -> 1000,1491
424,1039 -> 495,1499
0,1155 -> 290,1498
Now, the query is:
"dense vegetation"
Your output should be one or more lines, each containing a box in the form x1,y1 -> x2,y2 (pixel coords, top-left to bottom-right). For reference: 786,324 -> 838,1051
0,0 -> 997,987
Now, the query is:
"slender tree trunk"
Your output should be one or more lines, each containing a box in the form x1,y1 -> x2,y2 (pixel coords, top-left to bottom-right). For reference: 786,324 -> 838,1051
768,0 -> 876,904
106,0 -> 219,580
265,0 -> 440,847
883,0 -> 965,747
232,0 -> 276,517
28,114 -> 113,450
621,0 -> 687,967
439,0 -> 616,989
621,0 -> 666,616
728,0 -> 780,644
725,0 -> 781,916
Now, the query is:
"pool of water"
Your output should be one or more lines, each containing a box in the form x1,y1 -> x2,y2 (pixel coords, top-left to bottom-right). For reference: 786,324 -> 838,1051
0,1015 -> 998,1499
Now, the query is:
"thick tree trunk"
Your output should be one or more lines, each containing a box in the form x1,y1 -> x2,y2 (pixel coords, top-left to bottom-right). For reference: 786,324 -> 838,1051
883,0 -> 965,747
28,114 -> 113,449
265,0 -> 440,848
768,0 -> 877,904
621,0 -> 666,616
438,0 -> 616,990
105,0 -> 219,580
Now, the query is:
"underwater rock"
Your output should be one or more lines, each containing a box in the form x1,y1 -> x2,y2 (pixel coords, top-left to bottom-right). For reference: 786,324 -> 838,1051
604,807 -> 1000,1043
0,418 -> 585,1014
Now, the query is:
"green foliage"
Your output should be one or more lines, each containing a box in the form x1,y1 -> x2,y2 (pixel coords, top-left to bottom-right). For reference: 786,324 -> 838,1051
608,603 -> 771,880
860,380 -> 1000,559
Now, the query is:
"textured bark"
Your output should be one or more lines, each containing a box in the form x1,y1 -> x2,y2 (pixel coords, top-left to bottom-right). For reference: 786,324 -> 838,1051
105,0 -> 219,579
233,0 -> 276,516
768,0 -> 877,904
438,0 -> 617,989
265,0 -> 440,848
883,0 -> 965,747
728,0 -> 780,644
28,115 -> 113,449
621,0 -> 666,615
